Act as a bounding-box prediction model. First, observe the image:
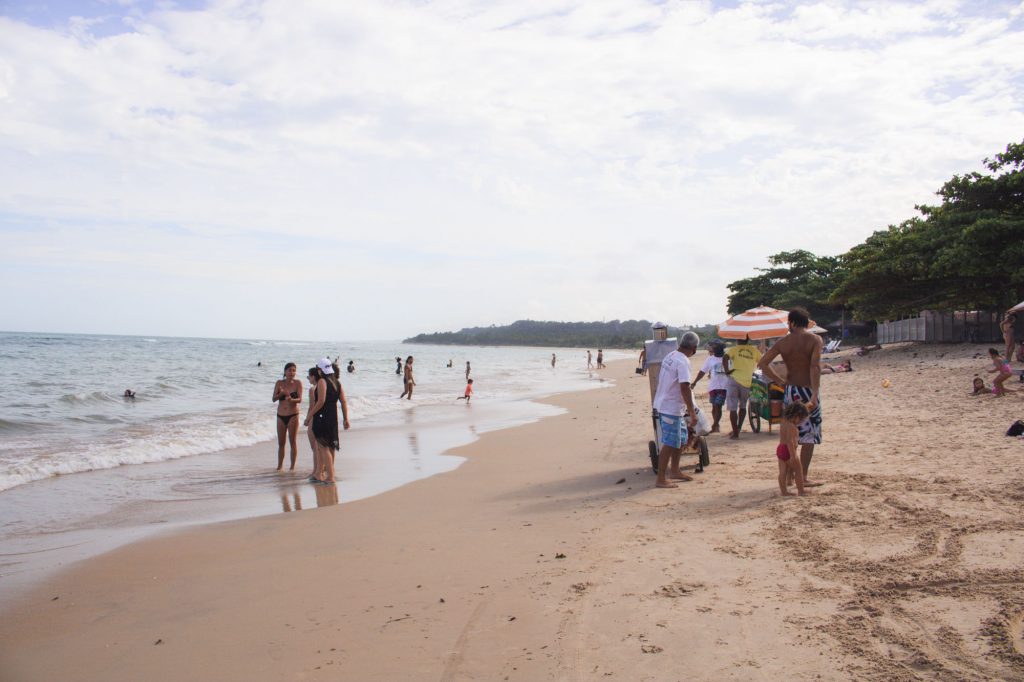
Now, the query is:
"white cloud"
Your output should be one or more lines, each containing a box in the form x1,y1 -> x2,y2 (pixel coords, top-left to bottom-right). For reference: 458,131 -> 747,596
0,0 -> 1022,338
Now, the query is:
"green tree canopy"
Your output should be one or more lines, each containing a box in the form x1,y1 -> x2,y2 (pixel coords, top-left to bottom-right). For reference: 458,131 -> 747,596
832,141 -> 1024,319
726,250 -> 846,322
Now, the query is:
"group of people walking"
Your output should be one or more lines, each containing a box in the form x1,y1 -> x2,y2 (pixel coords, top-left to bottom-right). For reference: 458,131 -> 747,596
273,359 -> 350,485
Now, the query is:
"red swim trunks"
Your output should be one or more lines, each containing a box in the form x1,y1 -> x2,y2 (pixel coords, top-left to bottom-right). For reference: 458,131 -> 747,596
776,443 -> 790,461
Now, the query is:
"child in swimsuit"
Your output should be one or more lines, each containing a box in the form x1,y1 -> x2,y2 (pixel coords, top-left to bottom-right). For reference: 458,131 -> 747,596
987,348 -> 1016,397
457,378 -> 473,402
776,401 -> 809,497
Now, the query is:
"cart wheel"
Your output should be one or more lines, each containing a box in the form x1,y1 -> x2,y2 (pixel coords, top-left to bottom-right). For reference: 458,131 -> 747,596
648,440 -> 658,474
748,403 -> 762,433
699,437 -> 710,467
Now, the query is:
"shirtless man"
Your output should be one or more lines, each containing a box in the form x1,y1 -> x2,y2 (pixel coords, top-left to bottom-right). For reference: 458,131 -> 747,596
757,307 -> 823,485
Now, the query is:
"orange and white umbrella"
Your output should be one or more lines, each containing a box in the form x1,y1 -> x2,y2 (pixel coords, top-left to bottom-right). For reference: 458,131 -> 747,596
718,305 -> 819,340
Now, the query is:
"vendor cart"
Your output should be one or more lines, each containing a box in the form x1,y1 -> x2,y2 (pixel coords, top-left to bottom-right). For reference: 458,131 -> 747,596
747,374 -> 784,433
643,324 -> 710,474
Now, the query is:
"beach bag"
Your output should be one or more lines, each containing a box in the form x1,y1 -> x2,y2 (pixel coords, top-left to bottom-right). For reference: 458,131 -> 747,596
1007,420 -> 1024,437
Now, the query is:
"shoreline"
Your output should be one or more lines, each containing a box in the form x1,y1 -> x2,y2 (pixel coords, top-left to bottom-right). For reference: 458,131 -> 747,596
0,383 -> 607,596
3,349 -> 1023,680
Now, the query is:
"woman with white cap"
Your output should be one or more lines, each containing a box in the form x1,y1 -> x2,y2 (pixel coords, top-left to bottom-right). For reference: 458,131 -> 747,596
305,358 -> 350,484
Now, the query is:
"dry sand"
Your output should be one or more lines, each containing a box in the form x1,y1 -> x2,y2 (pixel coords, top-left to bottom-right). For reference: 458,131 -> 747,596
2,347 -> 1023,681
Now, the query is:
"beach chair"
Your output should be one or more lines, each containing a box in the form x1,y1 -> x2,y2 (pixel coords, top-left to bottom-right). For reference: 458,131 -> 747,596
824,339 -> 840,354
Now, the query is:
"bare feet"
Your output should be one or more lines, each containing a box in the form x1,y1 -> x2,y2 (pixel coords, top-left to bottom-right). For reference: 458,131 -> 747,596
728,431 -> 739,439
780,490 -> 795,497
803,480 -> 824,487
668,472 -> 693,482
656,481 -> 679,489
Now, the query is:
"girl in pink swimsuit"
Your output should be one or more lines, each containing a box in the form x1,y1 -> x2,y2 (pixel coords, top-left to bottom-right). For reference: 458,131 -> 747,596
987,348 -> 1016,397
776,402 -> 809,496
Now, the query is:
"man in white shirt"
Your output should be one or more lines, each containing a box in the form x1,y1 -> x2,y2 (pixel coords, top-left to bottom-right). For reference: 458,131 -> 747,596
652,331 -> 700,488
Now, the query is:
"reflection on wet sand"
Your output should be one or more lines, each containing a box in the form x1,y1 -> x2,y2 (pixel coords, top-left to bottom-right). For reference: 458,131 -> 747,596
280,485 -> 339,511
280,493 -> 303,513
313,483 -> 338,508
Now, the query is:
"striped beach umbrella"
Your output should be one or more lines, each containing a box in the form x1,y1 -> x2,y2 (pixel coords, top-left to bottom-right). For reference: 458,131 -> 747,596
717,306 -> 820,340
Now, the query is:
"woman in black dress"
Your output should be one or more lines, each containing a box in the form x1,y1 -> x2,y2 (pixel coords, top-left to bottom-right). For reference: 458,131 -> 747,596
305,358 -> 350,484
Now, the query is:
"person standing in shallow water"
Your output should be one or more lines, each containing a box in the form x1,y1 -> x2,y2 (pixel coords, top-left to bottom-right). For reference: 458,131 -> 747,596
395,356 -> 402,375
306,358 -> 349,484
596,349 -> 605,368
272,362 -> 302,471
399,356 -> 416,400
466,361 -> 472,381
551,353 -> 556,368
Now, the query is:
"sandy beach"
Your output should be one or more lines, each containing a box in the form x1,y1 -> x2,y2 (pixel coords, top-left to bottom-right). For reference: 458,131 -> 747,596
2,348 -> 1024,681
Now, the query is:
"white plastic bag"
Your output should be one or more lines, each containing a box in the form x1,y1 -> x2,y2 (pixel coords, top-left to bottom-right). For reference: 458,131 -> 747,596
692,406 -> 712,437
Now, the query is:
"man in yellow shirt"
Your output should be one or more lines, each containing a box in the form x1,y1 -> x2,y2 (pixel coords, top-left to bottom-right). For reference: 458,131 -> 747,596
722,336 -> 762,439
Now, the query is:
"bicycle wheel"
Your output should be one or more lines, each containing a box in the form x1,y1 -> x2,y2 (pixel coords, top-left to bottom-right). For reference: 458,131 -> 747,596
748,402 -> 762,433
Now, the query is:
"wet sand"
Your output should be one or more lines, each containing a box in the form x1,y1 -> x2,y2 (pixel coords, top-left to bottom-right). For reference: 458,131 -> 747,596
1,349 -> 1023,681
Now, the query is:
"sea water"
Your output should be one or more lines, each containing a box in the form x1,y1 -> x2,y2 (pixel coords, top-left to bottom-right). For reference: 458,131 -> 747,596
0,331 -> 617,491
0,332 -> 626,589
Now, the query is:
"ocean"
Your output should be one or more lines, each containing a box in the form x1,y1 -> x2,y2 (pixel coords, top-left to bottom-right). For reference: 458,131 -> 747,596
0,332 -> 619,491
0,331 -> 627,589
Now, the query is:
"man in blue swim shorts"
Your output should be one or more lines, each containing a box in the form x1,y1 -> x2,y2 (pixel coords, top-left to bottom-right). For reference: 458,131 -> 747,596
757,307 -> 824,485
652,331 -> 700,488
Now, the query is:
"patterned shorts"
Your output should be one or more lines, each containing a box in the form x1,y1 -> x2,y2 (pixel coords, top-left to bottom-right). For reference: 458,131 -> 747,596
708,389 -> 727,406
658,413 -> 689,449
783,385 -> 822,445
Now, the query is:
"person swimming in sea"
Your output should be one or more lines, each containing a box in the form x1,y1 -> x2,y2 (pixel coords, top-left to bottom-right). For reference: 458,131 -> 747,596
123,389 -> 135,399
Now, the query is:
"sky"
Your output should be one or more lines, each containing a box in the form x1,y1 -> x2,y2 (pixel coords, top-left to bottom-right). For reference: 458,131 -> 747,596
0,0 -> 1022,341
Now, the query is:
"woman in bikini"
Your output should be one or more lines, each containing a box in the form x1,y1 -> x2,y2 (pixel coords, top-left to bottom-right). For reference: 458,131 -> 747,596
987,348 -> 1016,397
399,356 -> 415,400
1002,313 -> 1017,362
272,362 -> 302,470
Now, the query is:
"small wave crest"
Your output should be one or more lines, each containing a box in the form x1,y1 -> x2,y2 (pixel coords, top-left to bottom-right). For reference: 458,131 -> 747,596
0,416 -> 271,492
59,391 -> 123,406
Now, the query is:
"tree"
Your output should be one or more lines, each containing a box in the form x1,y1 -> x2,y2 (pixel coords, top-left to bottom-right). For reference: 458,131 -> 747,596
726,250 -> 846,323
832,140 -> 1024,319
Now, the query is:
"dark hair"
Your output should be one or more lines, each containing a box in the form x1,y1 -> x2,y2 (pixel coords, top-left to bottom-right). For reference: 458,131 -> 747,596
712,343 -> 724,357
988,348 -> 1001,356
788,307 -> 810,328
467,378 -> 474,384
406,356 -> 413,363
283,362 -> 296,377
783,402 -> 809,421
307,367 -> 317,378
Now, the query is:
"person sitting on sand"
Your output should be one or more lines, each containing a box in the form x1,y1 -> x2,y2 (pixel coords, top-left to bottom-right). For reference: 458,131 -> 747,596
653,332 -> 700,489
987,348 -> 1016,397
970,376 -> 987,395
776,402 -> 809,497
457,378 -> 473,402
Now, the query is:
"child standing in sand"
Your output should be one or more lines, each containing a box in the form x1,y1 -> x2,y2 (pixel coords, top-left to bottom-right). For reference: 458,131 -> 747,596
776,402 -> 809,496
458,378 -> 473,402
987,348 -> 1016,397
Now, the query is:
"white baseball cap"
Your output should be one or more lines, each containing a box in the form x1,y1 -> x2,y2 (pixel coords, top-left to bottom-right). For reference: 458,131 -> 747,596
316,358 -> 335,375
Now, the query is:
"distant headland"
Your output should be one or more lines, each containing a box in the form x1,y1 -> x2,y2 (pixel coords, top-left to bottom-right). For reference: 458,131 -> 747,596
403,319 -> 706,348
